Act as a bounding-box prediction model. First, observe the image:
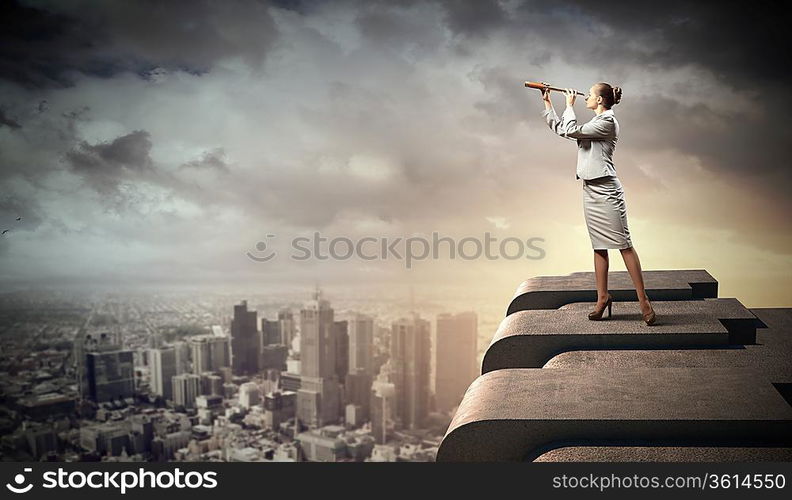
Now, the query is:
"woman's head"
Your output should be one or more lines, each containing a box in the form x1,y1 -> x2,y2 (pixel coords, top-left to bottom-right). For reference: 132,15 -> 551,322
584,82 -> 622,110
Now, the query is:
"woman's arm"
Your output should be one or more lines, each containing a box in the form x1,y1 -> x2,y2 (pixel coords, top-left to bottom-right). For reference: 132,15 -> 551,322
541,85 -> 576,141
554,106 -> 615,140
540,84 -> 576,142
542,106 -> 577,142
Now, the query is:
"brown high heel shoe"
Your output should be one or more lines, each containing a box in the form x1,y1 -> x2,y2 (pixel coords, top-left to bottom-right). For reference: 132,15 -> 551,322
641,300 -> 656,325
588,292 -> 613,320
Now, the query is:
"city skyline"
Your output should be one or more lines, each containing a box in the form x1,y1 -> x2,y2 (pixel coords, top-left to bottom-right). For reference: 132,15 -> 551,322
0,285 -> 481,461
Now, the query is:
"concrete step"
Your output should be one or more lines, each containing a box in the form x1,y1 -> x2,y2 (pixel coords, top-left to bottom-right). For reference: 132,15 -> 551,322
483,298 -> 763,374
436,367 -> 792,462
532,308 -> 792,462
542,306 -> 791,374
507,269 -> 718,316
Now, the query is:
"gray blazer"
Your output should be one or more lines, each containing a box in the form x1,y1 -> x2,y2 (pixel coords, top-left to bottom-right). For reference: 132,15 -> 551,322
542,107 -> 620,180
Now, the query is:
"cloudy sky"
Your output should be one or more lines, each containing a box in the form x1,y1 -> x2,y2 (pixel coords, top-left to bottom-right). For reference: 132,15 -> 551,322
0,0 -> 790,307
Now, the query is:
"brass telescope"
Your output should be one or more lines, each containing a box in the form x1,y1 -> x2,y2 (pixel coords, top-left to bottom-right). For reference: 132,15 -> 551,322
524,81 -> 585,97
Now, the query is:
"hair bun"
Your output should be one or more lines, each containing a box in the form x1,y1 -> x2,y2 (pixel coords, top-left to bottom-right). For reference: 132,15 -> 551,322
612,86 -> 622,105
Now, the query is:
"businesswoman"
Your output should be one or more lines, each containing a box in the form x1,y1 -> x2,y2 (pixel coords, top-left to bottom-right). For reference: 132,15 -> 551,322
540,82 -> 656,325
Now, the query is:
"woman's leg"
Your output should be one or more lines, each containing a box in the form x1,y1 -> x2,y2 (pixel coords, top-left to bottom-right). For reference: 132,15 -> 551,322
594,249 -> 609,303
619,246 -> 653,315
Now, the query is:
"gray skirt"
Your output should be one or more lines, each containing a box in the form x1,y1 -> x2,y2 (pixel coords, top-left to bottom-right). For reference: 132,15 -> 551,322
582,175 -> 633,250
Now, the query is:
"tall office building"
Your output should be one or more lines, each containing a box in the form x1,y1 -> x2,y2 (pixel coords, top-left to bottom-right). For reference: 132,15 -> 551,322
85,349 -> 135,403
297,288 -> 341,428
390,314 -> 431,430
190,337 -> 211,375
230,300 -> 260,376
278,308 -> 296,347
173,341 -> 190,375
172,373 -> 201,409
261,319 -> 281,346
435,312 -> 478,414
75,332 -> 119,400
260,345 -> 288,372
201,373 -> 224,396
344,368 -> 373,424
259,318 -> 287,372
347,313 -> 374,376
334,320 -> 349,381
264,391 -> 296,430
300,291 -> 335,380
189,335 -> 229,374
149,347 -> 177,401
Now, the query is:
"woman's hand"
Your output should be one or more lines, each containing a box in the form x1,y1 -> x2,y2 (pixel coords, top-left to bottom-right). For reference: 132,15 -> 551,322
564,88 -> 576,107
540,81 -> 551,103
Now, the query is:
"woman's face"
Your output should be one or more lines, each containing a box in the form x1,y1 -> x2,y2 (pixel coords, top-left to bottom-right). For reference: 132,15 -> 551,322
584,86 -> 600,110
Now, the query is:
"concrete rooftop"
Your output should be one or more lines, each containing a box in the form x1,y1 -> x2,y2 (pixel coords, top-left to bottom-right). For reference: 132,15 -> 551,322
438,269 -> 792,462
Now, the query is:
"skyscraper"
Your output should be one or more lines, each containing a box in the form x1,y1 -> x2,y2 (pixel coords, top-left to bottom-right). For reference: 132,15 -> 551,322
260,344 -> 288,372
189,335 -> 229,374
173,341 -> 190,375
300,291 -> 335,380
334,320 -> 349,381
261,318 -> 281,346
278,308 -> 296,347
258,319 -> 288,376
347,313 -> 374,376
230,300 -> 260,376
390,314 -> 431,430
296,288 -> 341,428
370,363 -> 396,444
435,312 -> 478,414
344,368 -> 373,424
85,349 -> 135,403
264,391 -> 296,430
172,373 -> 201,409
149,347 -> 177,401
76,332 -> 119,400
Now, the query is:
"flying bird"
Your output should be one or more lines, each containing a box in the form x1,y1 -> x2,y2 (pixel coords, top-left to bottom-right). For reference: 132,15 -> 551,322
16,217 -> 21,221
1,230 -> 8,235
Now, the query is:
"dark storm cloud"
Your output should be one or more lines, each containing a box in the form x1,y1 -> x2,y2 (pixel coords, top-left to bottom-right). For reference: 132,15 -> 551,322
621,95 -> 791,180
0,107 -> 22,129
268,0 -> 324,15
179,148 -> 231,173
64,130 -> 155,194
0,0 -> 279,89
436,0 -> 792,88
560,0 -> 792,88
438,0 -> 507,38
0,0 -> 104,89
